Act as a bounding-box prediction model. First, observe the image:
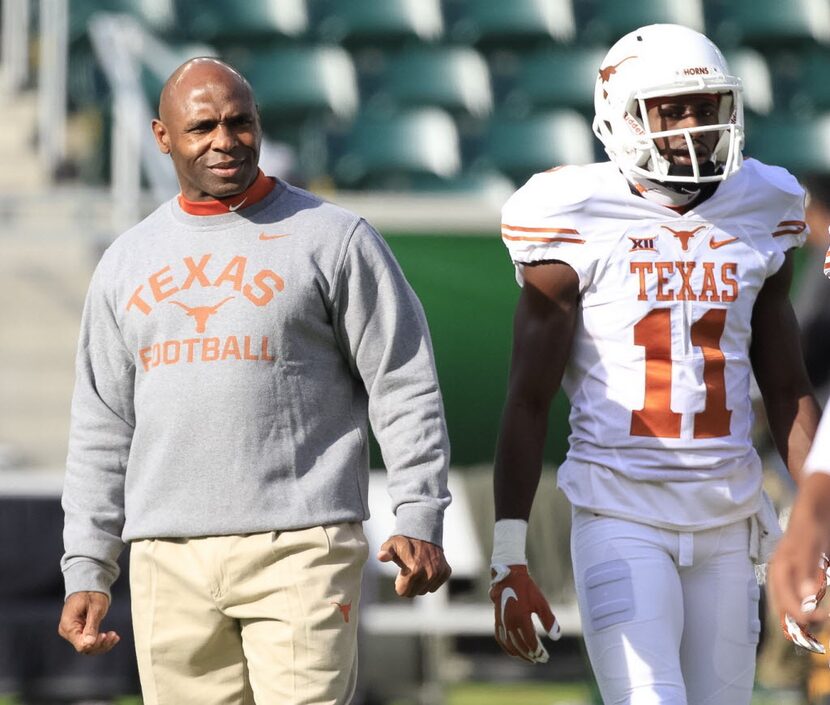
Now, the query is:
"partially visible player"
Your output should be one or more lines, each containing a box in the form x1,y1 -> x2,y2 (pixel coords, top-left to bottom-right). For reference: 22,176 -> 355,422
489,24 -> 820,704
771,411 -> 830,625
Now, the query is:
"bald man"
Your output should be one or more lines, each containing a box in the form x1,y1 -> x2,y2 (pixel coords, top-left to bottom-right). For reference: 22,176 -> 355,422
58,58 -> 452,705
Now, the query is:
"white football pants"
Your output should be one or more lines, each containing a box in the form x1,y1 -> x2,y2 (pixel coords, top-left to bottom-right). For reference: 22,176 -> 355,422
571,508 -> 760,705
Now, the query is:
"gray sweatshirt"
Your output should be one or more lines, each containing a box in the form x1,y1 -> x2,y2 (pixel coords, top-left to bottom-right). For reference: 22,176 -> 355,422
61,179 -> 451,598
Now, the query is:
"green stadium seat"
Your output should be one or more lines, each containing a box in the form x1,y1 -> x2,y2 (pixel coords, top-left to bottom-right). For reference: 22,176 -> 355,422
331,109 -> 462,189
371,47 -> 493,118
174,0 -> 308,45
770,50 -> 830,115
315,0 -> 443,46
447,0 -> 576,47
70,0 -> 111,40
746,114 -> 830,174
723,49 -> 773,115
507,47 -> 608,114
235,46 -> 358,128
478,111 -> 597,184
578,0 -> 704,44
711,0 -> 830,49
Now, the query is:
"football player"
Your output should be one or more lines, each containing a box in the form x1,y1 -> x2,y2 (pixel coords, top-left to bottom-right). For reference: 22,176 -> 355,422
490,24 -> 821,705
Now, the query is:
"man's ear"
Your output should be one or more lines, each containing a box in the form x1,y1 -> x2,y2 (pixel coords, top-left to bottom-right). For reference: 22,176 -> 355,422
152,119 -> 171,154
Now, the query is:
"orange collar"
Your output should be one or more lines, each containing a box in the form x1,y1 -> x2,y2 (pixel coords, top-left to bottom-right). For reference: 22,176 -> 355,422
177,170 -> 276,215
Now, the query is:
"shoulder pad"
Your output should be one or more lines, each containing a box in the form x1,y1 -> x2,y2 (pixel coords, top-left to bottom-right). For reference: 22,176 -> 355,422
502,165 -> 601,227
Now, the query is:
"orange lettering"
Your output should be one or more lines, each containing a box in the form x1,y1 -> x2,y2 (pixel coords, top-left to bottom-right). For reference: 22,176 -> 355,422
214,256 -> 247,291
183,338 -> 199,362
139,346 -> 153,371
221,336 -> 242,361
699,262 -> 720,302
243,336 -> 259,361
149,265 -> 180,302
692,309 -> 731,438
631,308 -> 681,438
676,262 -> 697,301
630,262 -> 653,301
655,262 -> 675,302
163,340 -> 181,365
721,263 -> 738,302
182,254 -> 212,289
631,307 -> 731,439
261,336 -> 274,361
202,337 -> 220,361
127,285 -> 152,315
151,343 -> 162,368
243,270 -> 285,306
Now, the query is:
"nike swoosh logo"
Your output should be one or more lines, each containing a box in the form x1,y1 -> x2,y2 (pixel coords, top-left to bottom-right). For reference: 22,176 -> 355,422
259,233 -> 291,241
500,587 -> 518,625
709,235 -> 739,249
228,197 -> 248,212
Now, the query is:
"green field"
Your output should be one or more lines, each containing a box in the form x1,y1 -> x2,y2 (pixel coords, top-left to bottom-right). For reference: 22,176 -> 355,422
0,683 -> 807,705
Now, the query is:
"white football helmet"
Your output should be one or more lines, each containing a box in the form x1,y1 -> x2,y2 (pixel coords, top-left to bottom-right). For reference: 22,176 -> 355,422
593,24 -> 744,185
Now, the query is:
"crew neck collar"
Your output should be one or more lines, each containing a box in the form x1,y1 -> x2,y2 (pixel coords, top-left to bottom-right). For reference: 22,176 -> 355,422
177,170 -> 276,216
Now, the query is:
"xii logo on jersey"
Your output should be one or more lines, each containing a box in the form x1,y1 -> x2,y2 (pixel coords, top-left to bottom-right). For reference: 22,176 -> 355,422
629,236 -> 657,253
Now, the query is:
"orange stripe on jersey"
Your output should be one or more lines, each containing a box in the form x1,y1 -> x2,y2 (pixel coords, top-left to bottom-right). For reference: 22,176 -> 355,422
501,223 -> 584,244
772,220 -> 807,237
501,231 -> 585,244
502,224 -> 580,235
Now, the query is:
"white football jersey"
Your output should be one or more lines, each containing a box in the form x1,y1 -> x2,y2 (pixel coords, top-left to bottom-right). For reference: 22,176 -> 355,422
502,159 -> 808,530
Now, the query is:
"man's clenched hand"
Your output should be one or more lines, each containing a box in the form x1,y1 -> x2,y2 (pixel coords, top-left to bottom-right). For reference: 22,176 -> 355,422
377,535 -> 452,598
58,591 -> 120,655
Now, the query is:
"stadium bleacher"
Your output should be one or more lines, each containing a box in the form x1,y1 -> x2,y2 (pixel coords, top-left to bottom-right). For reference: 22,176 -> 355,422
55,0 -> 830,194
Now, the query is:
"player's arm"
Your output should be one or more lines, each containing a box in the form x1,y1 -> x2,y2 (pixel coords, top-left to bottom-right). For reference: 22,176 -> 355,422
495,261 -> 580,520
750,250 -> 821,485
490,260 -> 579,663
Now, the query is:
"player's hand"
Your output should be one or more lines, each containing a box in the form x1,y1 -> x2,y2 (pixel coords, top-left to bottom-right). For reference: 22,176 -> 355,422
489,563 -> 561,664
770,473 -> 830,624
779,553 -> 830,654
58,591 -> 120,655
377,535 -> 452,598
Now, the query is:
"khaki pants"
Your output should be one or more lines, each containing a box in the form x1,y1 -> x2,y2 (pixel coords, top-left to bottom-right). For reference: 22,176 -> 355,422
129,523 -> 369,705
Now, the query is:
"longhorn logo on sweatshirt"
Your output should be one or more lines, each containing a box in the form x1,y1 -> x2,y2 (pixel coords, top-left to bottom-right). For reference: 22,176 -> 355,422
127,253 -> 284,372
168,296 -> 234,333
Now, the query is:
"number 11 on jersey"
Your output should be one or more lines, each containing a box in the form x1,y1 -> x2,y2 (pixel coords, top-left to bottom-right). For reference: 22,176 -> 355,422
631,307 -> 732,439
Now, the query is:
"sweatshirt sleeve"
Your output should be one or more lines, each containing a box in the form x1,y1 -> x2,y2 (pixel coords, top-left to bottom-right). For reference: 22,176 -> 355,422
332,219 -> 451,546
61,260 -> 136,599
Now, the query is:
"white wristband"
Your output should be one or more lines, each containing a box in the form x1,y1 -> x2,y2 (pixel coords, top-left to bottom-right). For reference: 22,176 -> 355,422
491,518 -> 528,566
